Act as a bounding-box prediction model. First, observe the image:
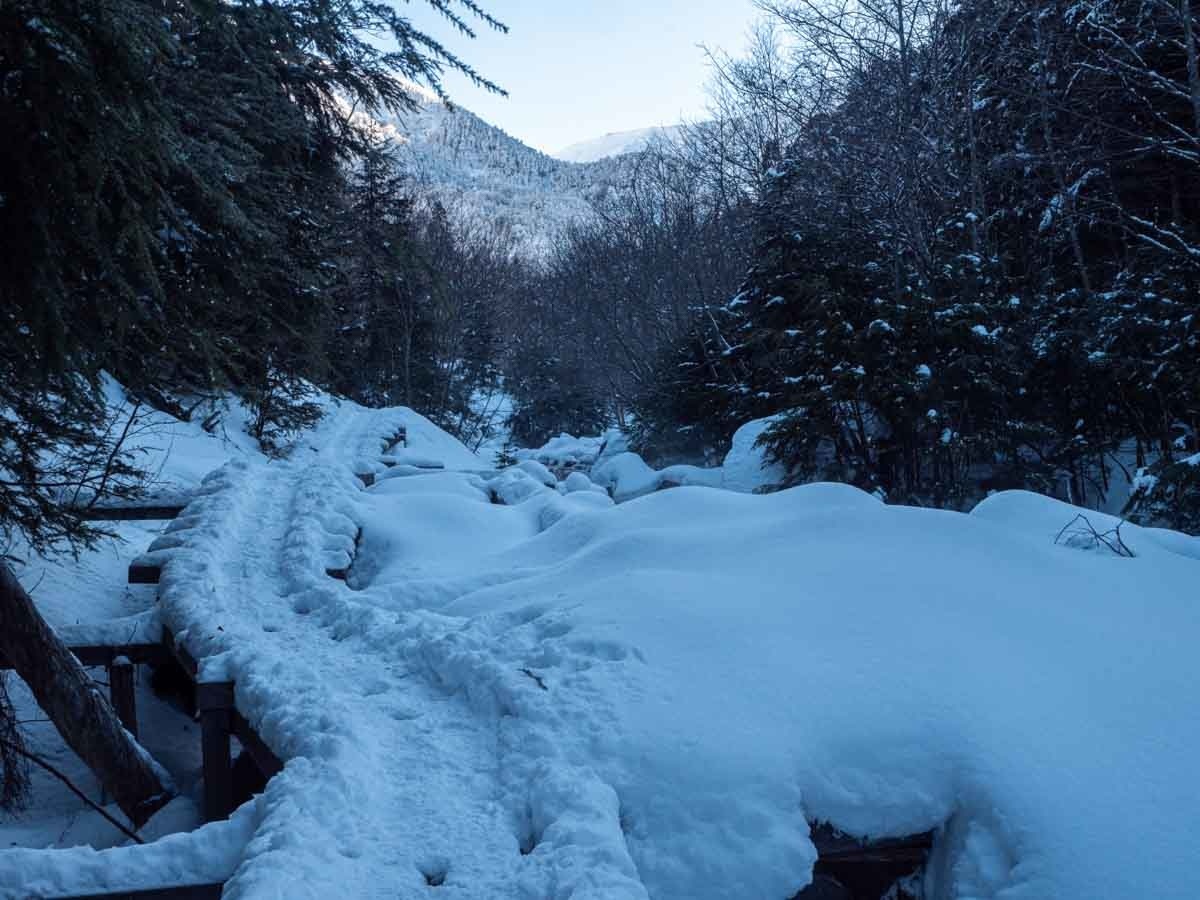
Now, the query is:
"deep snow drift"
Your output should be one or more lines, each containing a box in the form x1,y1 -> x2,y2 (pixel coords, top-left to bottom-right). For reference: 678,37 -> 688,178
3,401 -> 1198,899
521,419 -> 787,502
351,477 -> 1199,899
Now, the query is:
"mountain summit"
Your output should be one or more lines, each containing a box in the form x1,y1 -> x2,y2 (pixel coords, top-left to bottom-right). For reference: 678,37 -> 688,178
373,95 -> 635,254
553,126 -> 677,163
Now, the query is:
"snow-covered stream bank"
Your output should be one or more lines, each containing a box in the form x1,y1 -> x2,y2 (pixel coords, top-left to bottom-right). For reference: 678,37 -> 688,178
2,401 -> 1198,899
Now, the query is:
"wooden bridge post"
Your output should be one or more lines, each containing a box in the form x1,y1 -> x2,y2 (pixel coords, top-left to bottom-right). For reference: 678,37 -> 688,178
197,681 -> 235,822
107,658 -> 138,739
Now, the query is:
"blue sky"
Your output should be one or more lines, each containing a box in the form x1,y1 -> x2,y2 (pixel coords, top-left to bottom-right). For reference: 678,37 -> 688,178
399,0 -> 758,154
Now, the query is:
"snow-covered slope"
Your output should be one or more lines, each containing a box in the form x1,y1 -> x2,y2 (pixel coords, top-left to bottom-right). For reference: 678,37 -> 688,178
6,399 -> 1198,899
373,97 -> 636,254
553,125 -> 679,163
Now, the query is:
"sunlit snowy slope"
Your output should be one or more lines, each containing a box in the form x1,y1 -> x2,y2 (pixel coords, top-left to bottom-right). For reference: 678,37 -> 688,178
553,125 -> 679,163
373,94 -> 637,254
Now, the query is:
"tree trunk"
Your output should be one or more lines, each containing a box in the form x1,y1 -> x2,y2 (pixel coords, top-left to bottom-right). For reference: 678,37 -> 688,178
0,562 -> 173,828
1181,0 -> 1200,140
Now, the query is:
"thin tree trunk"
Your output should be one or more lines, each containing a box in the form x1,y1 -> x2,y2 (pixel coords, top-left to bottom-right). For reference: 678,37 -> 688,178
1181,0 -> 1200,139
0,563 -> 173,828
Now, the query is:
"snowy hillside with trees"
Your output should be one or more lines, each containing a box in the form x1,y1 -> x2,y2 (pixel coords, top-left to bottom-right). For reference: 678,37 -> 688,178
553,126 -> 680,163
374,93 -> 638,253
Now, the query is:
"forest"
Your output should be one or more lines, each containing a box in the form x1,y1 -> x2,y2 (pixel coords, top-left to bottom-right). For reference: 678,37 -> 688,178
4,0 -> 1199,559
512,0 -> 1200,528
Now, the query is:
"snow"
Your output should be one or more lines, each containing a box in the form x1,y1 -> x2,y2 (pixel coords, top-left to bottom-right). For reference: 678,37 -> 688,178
369,92 -> 640,255
590,452 -> 660,502
5,398 -> 1200,899
553,126 -> 680,164
514,431 -> 613,471
96,374 -> 266,493
720,416 -> 789,493
560,471 -> 606,495
972,489 -> 1200,560
1,805 -> 257,897
515,459 -> 556,487
356,477 -> 1198,898
573,418 -> 789,501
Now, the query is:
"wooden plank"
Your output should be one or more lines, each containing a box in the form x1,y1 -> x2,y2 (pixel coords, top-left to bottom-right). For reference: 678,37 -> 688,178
51,884 -> 224,900
379,459 -> 444,470
231,710 -> 284,779
200,706 -> 233,822
77,644 -> 170,668
0,643 -> 168,671
160,626 -> 283,782
195,680 -> 235,712
382,426 -> 407,450
1,644 -> 165,671
108,660 -> 138,739
809,823 -> 933,863
128,562 -> 161,585
161,625 -> 199,677
77,505 -> 187,521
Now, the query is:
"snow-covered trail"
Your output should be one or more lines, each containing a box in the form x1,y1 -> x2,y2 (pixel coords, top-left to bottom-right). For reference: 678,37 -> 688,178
1,400 -> 521,898
144,404 -> 528,898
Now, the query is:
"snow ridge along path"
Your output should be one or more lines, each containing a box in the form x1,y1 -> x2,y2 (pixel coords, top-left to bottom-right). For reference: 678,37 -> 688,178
0,403 -> 520,898
155,405 -> 526,899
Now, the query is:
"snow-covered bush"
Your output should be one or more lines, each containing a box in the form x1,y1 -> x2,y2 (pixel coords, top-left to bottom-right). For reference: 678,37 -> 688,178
1125,453 -> 1200,535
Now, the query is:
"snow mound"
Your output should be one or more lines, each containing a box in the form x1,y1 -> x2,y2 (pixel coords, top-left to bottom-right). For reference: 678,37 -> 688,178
588,451 -> 726,501
523,417 -> 787,503
516,459 -> 556,487
560,471 -> 607,495
972,489 -> 1200,560
515,432 -> 607,471
388,408 -> 484,472
720,415 -> 789,493
361,481 -> 1200,899
590,451 -> 660,501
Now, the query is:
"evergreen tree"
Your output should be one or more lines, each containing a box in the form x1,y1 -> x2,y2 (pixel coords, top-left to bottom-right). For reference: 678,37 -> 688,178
0,0 -> 506,811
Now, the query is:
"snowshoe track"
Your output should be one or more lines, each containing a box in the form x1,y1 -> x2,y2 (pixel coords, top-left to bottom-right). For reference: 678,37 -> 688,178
153,406 -> 518,898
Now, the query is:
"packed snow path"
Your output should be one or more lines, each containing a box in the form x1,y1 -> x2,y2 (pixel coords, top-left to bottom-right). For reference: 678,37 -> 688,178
153,406 -> 526,898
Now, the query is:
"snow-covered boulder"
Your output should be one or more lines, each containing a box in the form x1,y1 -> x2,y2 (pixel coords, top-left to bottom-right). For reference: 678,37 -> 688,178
656,464 -> 723,491
516,459 -> 557,487
561,471 -> 607,495
488,467 -> 554,506
516,432 -> 607,473
590,452 -> 660,502
538,489 -> 615,531
721,417 -> 789,493
588,452 -> 723,502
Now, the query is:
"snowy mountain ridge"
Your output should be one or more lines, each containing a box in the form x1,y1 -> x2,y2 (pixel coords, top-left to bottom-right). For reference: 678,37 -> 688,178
553,125 -> 680,163
373,94 -> 641,253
